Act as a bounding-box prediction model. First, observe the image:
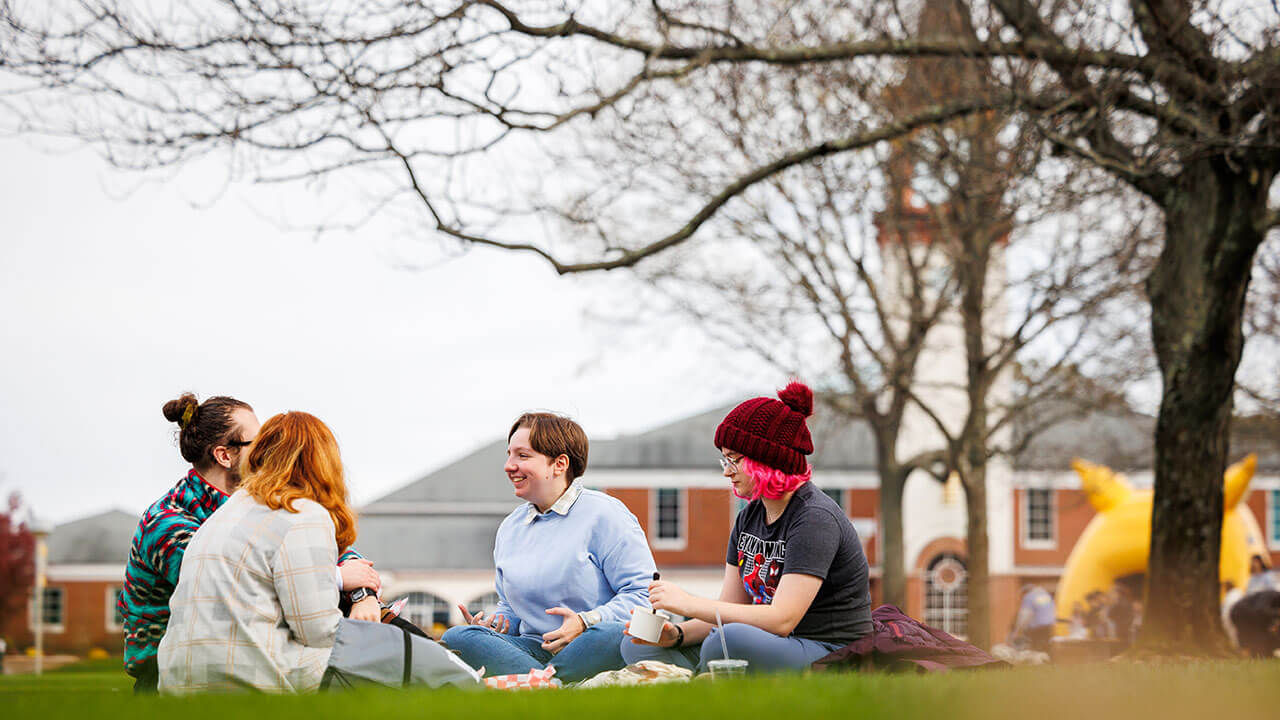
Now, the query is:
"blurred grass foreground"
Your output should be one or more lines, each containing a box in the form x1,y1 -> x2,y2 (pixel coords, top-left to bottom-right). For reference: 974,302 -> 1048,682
2,659 -> 1279,720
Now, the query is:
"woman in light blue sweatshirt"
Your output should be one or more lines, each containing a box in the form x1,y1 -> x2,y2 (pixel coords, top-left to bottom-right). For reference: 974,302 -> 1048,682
441,412 -> 655,682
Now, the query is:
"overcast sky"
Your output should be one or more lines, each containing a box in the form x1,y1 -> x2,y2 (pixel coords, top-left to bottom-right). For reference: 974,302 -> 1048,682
0,137 -> 774,526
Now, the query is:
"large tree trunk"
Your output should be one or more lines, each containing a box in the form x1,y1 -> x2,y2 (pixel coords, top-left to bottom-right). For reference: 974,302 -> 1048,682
878,468 -> 908,609
1135,159 -> 1270,655
962,467 -> 991,650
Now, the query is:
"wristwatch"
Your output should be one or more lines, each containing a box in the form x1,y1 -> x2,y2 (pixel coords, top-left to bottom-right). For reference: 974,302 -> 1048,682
347,587 -> 376,604
577,609 -> 603,628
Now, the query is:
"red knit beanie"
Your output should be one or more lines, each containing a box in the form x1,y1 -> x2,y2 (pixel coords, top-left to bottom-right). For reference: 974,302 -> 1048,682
714,381 -> 815,475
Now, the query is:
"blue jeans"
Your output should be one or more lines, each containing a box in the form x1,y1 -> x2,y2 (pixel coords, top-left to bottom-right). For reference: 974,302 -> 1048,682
620,623 -> 842,674
441,622 -> 627,683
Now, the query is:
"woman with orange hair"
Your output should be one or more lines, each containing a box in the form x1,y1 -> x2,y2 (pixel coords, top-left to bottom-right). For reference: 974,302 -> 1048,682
157,411 -> 478,693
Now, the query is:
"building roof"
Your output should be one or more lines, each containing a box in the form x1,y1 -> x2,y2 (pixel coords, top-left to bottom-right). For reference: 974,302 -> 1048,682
47,509 -> 138,564
1012,406 -> 1156,472
590,405 -> 879,471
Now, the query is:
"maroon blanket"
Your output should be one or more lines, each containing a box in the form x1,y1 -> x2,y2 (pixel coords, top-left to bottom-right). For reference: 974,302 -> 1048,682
813,605 -> 1008,672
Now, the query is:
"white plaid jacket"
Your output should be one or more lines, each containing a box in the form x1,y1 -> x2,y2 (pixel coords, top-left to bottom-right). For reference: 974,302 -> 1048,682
158,491 -> 342,693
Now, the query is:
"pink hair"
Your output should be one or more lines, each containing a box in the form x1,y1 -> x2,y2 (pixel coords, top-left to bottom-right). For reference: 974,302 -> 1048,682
735,456 -> 812,500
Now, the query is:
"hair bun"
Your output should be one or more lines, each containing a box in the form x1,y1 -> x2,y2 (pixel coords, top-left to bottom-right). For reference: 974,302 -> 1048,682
163,393 -> 199,426
777,381 -> 813,417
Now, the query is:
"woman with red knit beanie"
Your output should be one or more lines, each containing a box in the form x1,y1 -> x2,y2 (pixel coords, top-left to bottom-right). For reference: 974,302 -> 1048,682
622,381 -> 873,673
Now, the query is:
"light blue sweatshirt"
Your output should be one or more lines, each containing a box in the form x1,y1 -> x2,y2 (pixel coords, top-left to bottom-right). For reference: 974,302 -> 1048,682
492,480 -> 655,638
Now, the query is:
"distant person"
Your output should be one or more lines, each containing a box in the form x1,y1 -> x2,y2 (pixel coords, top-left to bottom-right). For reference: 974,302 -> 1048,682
1106,585 -> 1136,648
1013,585 -> 1056,653
1066,602 -> 1089,639
1083,590 -> 1114,640
1229,590 -> 1280,659
1246,554 -> 1279,595
622,382 -> 873,673
1222,580 -> 1245,648
119,394 -> 380,693
440,412 -> 654,683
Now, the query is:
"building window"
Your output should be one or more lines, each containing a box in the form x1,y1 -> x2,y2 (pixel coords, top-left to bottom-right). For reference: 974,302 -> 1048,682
851,518 -> 877,560
1269,490 -> 1280,549
821,488 -> 847,513
467,591 -> 501,618
923,554 -> 967,638
1022,488 -> 1055,548
397,591 -> 451,633
106,586 -> 125,632
30,587 -> 64,629
651,488 -> 686,549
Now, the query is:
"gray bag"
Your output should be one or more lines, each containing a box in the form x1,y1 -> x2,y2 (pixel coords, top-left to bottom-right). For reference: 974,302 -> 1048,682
321,618 -> 481,690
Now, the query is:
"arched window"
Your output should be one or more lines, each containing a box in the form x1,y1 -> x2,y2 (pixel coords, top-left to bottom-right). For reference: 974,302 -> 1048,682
395,591 -> 452,631
467,591 -> 501,618
924,553 -> 967,638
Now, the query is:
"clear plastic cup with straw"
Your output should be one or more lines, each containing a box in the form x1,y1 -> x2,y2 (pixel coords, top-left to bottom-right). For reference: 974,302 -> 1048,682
706,609 -> 748,678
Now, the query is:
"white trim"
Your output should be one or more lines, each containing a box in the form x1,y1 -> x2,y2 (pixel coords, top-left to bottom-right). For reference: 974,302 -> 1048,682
105,585 -> 124,632
46,564 -> 125,582
1267,489 -> 1280,551
1011,565 -> 1066,577
649,488 -> 688,551
1020,488 -> 1057,550
29,587 -> 65,633
590,469 -> 881,489
1251,475 -> 1280,491
1011,469 -> 1154,490
359,502 -> 517,516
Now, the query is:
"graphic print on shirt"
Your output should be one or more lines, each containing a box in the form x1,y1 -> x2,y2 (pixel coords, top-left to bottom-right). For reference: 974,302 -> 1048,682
737,533 -> 786,604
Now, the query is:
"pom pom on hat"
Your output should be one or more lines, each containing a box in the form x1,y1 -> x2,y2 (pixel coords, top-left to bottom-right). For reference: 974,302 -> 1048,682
777,381 -> 814,417
714,380 -> 815,475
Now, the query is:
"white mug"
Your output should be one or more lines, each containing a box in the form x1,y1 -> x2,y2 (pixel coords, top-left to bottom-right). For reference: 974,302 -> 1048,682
628,607 -> 667,643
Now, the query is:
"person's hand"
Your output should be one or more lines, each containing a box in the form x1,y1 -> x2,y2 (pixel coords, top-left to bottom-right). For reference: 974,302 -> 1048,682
349,596 -> 381,622
541,607 -> 585,654
625,620 -> 680,648
339,559 -> 380,592
649,580 -> 699,618
458,603 -> 510,634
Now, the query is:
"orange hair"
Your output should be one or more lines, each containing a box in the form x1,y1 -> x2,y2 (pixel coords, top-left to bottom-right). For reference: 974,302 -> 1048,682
238,411 -> 357,552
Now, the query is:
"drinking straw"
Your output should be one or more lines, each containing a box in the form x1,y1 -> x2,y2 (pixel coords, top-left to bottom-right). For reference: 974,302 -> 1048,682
715,609 -> 730,661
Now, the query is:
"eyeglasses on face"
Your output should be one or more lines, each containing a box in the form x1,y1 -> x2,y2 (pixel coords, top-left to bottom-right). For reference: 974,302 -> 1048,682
718,455 -> 745,473
223,439 -> 253,449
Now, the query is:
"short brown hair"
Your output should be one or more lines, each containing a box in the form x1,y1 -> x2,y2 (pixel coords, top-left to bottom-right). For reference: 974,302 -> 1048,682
508,412 -> 589,481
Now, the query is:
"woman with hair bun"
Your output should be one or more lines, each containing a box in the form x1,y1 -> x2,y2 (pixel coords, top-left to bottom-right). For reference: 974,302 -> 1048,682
158,412 -> 477,693
622,382 -> 872,673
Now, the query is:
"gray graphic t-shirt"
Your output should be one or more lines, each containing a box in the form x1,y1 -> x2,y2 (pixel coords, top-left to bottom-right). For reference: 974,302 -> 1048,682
727,482 -> 873,644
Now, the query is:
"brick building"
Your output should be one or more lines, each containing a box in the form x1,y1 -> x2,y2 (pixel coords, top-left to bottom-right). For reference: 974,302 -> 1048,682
3,510 -> 134,655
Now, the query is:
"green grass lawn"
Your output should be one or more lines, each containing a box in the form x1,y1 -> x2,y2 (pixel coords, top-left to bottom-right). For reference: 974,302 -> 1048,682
3,659 -> 1279,720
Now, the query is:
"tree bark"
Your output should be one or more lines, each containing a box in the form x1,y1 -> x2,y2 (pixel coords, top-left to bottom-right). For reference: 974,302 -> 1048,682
1136,158 -> 1271,655
962,465 -> 991,649
878,467 -> 908,609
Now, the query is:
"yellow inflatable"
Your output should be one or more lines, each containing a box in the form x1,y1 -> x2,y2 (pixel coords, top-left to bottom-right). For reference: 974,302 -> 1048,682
1054,454 -> 1268,630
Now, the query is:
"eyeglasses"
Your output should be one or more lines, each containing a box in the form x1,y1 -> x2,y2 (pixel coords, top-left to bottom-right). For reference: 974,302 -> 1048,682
718,455 -> 744,473
223,439 -> 253,448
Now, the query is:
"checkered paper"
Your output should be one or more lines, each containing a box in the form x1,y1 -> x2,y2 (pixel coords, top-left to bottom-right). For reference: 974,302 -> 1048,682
483,665 -> 562,690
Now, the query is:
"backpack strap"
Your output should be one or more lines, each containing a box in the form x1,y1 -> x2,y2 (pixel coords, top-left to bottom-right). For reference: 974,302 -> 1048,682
402,625 -> 413,688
